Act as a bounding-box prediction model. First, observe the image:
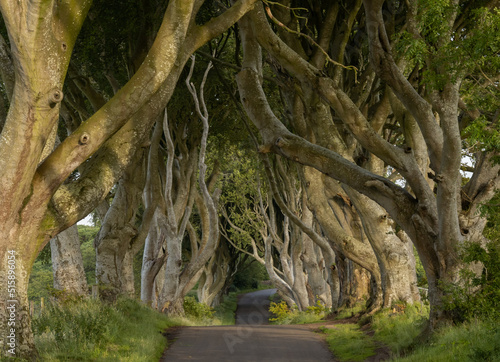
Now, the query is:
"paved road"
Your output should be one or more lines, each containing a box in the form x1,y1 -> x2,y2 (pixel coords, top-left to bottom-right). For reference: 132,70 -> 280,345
160,289 -> 334,361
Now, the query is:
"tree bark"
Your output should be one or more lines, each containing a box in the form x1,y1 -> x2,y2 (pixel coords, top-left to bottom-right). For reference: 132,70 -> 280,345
50,225 -> 88,297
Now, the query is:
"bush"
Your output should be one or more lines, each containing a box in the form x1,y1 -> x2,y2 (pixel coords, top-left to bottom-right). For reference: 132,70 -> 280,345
232,261 -> 268,289
269,300 -> 292,323
442,239 -> 500,322
183,296 -> 215,321
269,300 -> 328,324
395,320 -> 500,362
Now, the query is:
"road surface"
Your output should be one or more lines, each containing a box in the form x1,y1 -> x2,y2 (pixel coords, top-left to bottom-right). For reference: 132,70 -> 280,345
160,289 -> 334,361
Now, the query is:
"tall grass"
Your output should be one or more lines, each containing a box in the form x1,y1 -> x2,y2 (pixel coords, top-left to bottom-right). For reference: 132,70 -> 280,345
333,302 -> 366,320
372,302 -> 429,356
394,319 -> 500,361
321,324 -> 376,361
33,298 -> 173,361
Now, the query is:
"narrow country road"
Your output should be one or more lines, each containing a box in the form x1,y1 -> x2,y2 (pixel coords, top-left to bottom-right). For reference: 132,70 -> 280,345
160,289 -> 334,361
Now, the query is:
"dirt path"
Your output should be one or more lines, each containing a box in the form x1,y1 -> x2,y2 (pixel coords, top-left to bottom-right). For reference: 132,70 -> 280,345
160,289 -> 334,361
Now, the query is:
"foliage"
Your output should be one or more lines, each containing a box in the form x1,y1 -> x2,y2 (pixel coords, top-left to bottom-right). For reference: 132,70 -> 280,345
183,296 -> 215,321
232,260 -> 268,289
28,261 -> 54,301
321,324 -> 377,362
269,300 -> 292,323
213,291 -> 240,325
393,320 -> 500,362
442,238 -> 500,322
79,228 -> 98,285
269,299 -> 329,324
322,305 -> 499,361
305,299 -> 330,315
77,225 -> 100,244
33,298 -> 172,361
334,302 -> 366,320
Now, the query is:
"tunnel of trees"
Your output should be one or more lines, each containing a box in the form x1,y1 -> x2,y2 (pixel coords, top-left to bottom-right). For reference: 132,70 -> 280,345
0,0 -> 499,359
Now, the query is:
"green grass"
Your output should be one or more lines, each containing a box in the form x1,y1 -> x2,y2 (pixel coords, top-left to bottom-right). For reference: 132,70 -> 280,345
32,285 -> 273,360
321,324 -> 377,361
334,302 -> 366,320
320,302 -> 500,362
213,291 -> 239,325
393,319 -> 500,362
33,298 -> 173,361
372,303 -> 429,356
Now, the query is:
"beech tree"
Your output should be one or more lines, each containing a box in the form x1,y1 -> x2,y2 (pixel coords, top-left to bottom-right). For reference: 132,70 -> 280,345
0,0 -> 258,358
235,0 -> 499,328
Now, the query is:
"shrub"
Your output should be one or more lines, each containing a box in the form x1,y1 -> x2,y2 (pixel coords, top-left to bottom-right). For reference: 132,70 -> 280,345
442,239 -> 500,322
183,296 -> 215,321
269,300 -> 328,324
305,299 -> 330,315
269,300 -> 292,323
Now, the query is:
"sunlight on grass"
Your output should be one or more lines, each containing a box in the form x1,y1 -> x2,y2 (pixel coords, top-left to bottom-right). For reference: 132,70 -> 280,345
394,320 -> 500,362
321,324 -> 376,361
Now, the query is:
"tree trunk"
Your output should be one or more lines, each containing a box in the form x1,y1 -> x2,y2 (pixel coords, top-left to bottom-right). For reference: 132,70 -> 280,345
50,225 -> 88,297
120,250 -> 136,298
94,152 -> 144,302
1,238 -> 39,360
346,188 -> 420,306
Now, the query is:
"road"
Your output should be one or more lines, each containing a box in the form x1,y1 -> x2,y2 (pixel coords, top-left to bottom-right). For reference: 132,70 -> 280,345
160,289 -> 334,361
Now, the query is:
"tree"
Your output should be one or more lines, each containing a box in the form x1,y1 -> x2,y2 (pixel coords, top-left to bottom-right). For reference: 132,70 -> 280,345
0,0 -> 258,358
235,0 -> 499,328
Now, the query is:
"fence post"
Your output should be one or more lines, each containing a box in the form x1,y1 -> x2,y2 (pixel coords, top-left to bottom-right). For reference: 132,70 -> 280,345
29,300 -> 35,316
92,285 -> 99,299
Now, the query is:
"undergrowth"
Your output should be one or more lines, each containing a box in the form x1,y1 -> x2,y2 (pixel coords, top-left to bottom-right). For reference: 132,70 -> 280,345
321,324 -> 376,361
33,298 -> 172,361
32,287 -> 266,360
394,319 -> 500,361
268,300 -> 329,324
372,302 -> 429,356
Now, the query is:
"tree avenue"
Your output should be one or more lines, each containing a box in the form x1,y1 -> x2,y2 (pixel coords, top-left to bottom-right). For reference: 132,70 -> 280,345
0,0 -> 258,358
0,0 -> 499,360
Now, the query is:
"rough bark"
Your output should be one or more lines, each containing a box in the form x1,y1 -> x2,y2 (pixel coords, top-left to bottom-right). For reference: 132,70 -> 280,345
94,150 -> 145,302
50,225 -> 88,297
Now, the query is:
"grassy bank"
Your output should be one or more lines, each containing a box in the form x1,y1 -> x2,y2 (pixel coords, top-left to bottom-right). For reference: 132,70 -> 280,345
316,303 -> 500,361
33,298 -> 172,361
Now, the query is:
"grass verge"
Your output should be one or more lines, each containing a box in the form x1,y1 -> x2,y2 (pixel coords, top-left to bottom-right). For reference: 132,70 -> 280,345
321,324 -> 376,361
33,298 -> 173,361
319,302 -> 500,362
393,319 -> 500,361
